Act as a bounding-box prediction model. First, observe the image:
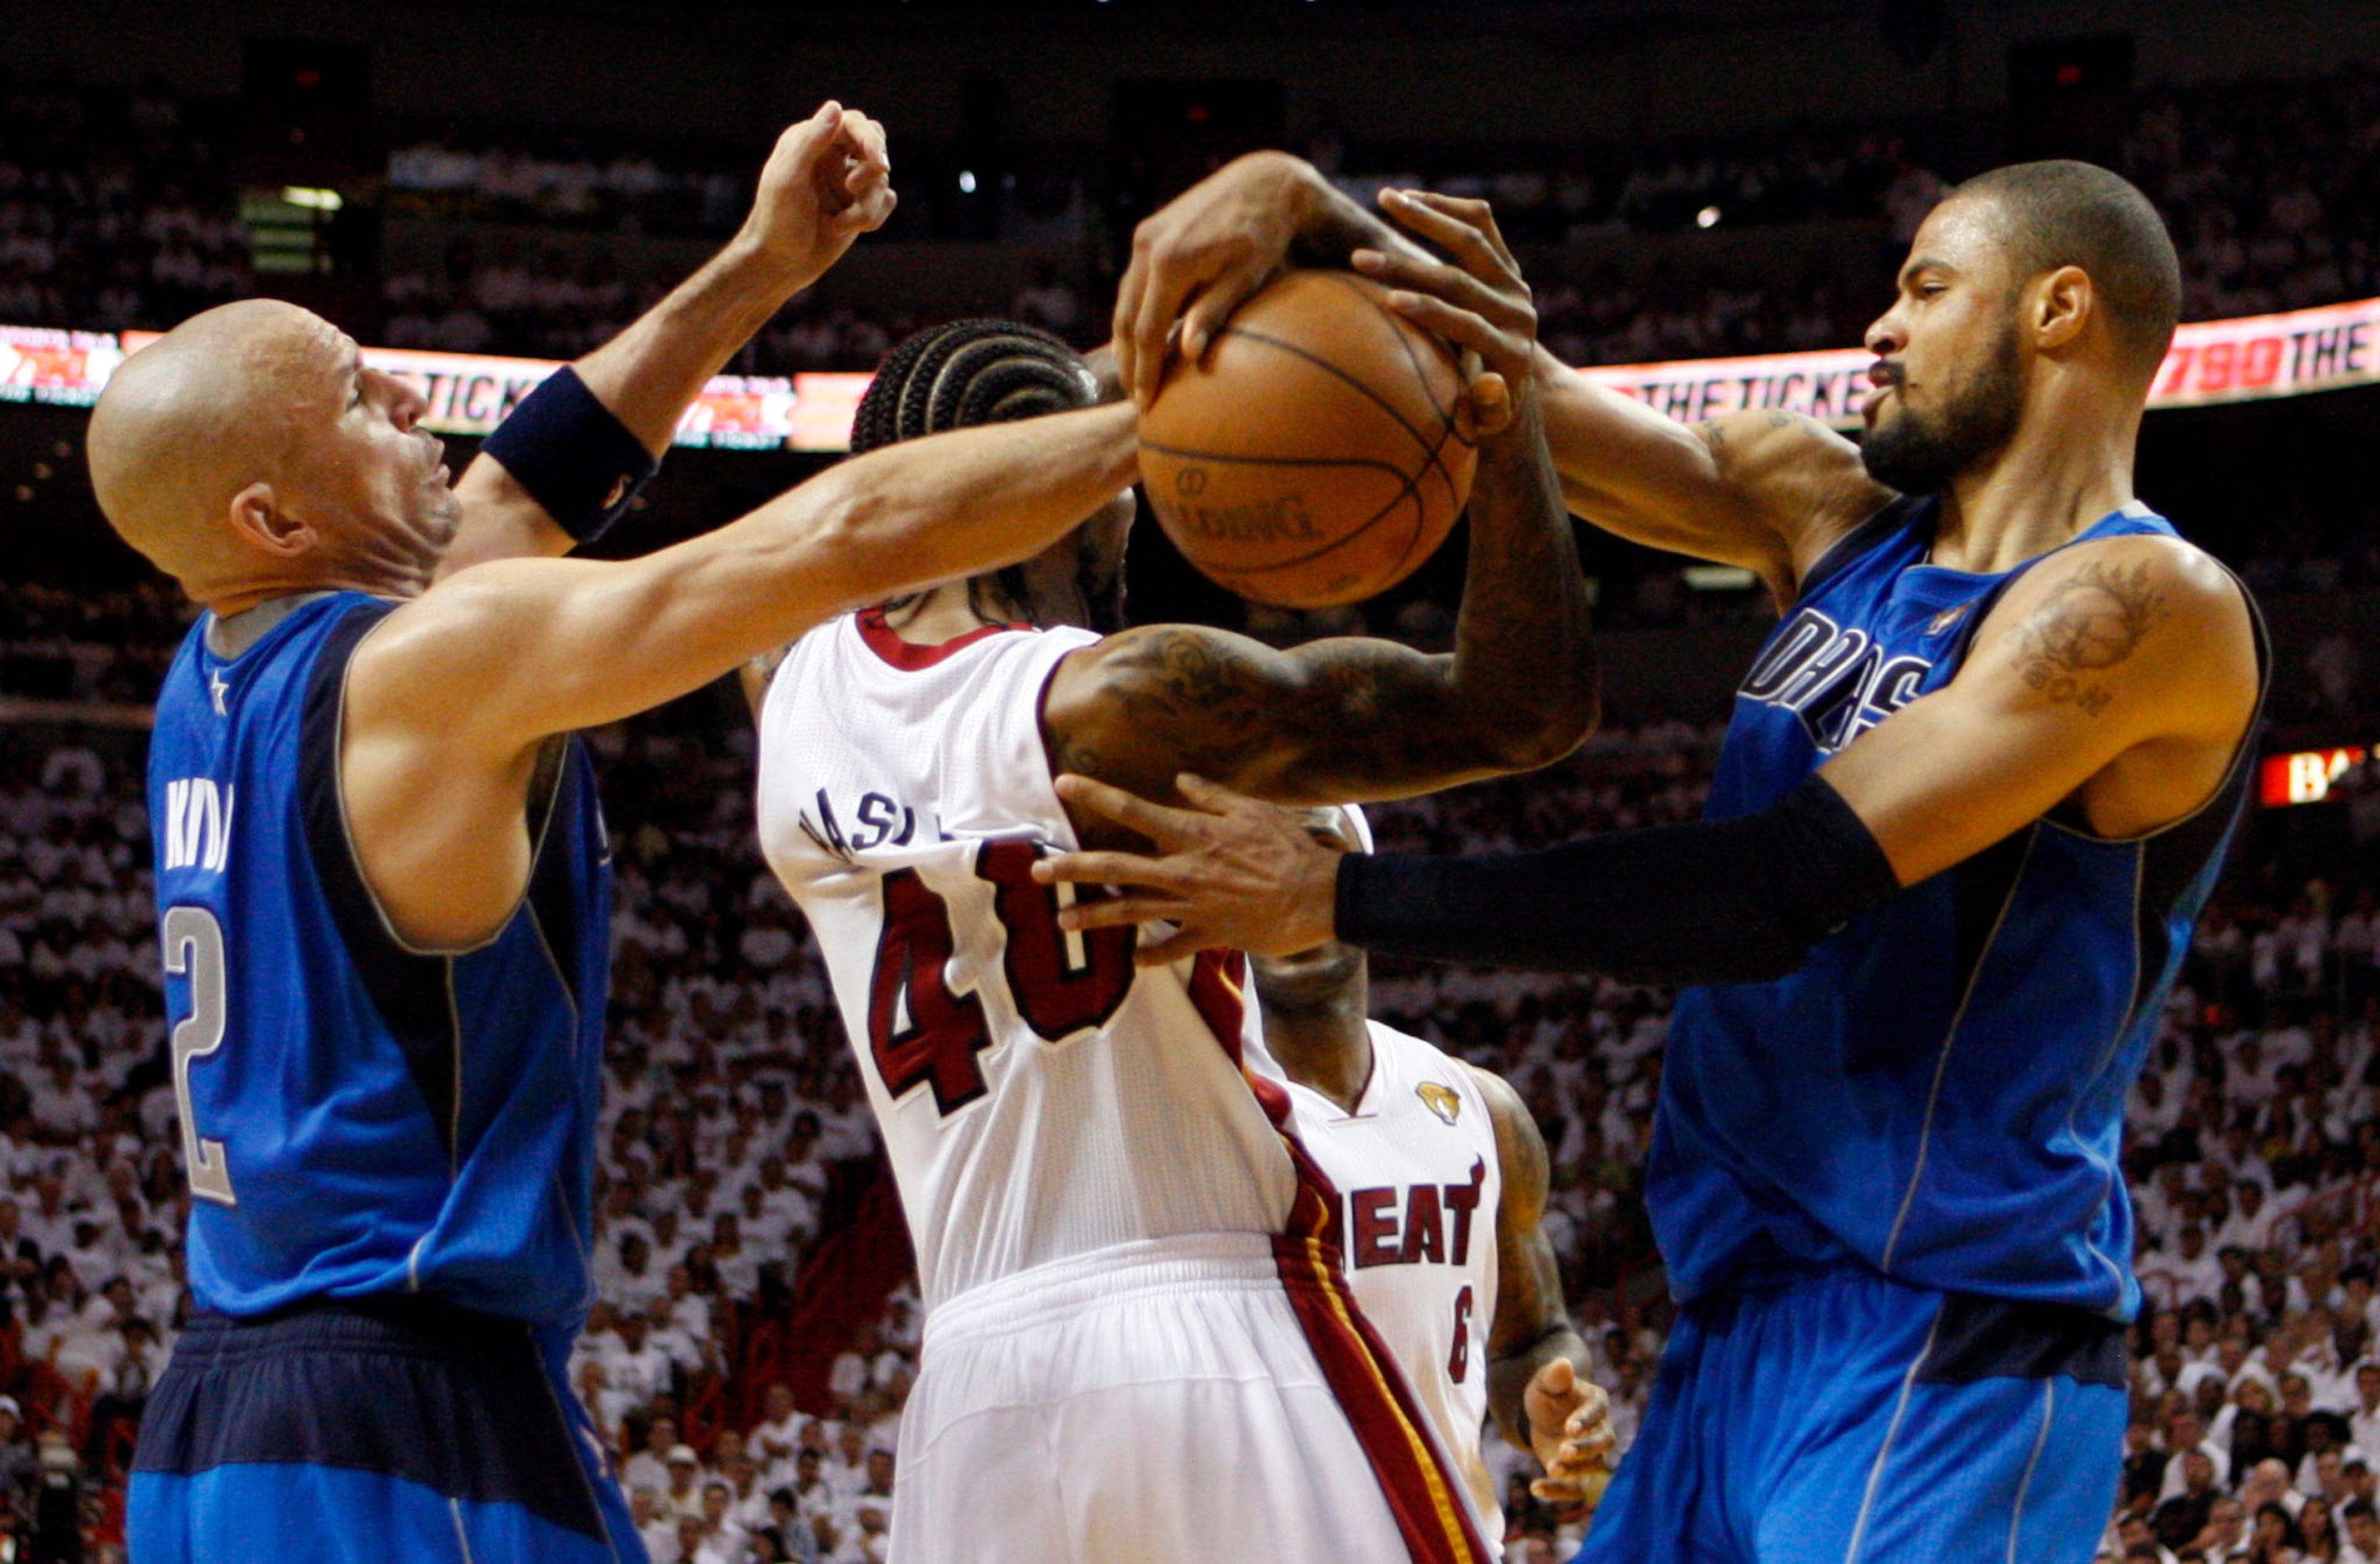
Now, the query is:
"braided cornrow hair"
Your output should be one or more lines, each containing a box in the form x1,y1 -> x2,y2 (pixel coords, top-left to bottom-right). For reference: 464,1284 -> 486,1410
850,319 -> 1100,628
851,318 -> 1096,453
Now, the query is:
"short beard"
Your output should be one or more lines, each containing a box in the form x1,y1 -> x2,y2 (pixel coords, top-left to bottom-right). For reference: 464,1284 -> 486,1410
1860,317 -> 2025,496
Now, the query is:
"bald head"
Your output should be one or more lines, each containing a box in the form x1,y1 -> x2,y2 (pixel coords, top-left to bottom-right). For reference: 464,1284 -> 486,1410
87,300 -> 347,593
88,300 -> 457,609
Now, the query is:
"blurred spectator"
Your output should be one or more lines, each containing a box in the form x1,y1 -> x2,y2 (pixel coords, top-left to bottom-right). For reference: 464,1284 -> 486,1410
22,66 -> 2380,1557
0,69 -> 251,334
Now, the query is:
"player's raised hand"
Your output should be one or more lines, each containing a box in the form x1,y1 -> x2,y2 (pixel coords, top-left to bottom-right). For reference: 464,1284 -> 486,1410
1033,773 -> 1344,965
739,101 -> 896,290
1353,189 -> 1536,441
1522,1357 -> 1618,1511
1113,151 -> 1327,410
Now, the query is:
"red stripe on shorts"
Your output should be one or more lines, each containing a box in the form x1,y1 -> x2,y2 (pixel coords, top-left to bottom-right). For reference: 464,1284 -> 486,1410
1270,1229 -> 1494,1564
1186,945 -> 1488,1561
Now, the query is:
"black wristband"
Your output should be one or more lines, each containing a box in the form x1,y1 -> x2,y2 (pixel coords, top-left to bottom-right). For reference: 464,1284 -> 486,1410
1335,772 -> 1901,984
481,366 -> 660,544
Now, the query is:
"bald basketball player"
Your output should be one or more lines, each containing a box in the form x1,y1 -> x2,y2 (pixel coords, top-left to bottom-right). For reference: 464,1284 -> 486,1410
1045,157 -> 2266,1562
102,104 -> 1143,1564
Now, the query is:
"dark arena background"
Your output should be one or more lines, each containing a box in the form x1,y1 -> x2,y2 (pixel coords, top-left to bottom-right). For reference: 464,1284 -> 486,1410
6,2 -> 2380,1559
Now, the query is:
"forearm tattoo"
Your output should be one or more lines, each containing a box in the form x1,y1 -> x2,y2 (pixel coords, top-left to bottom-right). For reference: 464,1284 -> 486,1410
1080,628 -> 1463,791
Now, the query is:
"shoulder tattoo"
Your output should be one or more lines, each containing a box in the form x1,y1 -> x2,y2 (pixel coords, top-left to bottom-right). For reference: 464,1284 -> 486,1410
2009,558 -> 2168,718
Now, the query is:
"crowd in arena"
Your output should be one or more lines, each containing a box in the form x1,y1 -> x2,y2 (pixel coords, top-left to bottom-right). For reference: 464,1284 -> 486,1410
376,112 -> 1924,254
13,42 -> 2380,1564
309,59 -> 2380,376
2108,884 -> 2380,1564
0,577 -> 183,710
10,61 -> 2380,382
372,238 -> 940,374
0,725 -> 183,1559
2121,67 -> 2380,324
0,72 -> 250,334
1320,124 -> 1936,244
2,606 -> 2376,1560
386,134 -> 753,240
377,240 -> 656,361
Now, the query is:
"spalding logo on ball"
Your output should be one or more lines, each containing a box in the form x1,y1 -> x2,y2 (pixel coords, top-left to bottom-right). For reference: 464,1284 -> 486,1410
1138,270 -> 1477,610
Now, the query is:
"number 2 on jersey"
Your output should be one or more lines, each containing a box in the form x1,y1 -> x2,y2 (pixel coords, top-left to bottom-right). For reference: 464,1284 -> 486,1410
866,839 -> 1135,1114
162,906 -> 237,1206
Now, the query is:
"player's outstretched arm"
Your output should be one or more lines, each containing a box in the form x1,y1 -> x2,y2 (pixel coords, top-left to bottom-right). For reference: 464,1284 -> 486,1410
1110,148 -> 1888,603
1044,192 -> 1596,825
367,402 -> 1137,748
343,401 -> 1136,949
441,102 -> 896,573
1470,1066 -> 1612,1510
1529,369 -> 1894,603
1038,534 -> 2257,972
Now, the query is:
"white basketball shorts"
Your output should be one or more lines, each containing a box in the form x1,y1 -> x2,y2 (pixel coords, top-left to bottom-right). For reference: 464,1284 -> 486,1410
888,1231 -> 1492,1564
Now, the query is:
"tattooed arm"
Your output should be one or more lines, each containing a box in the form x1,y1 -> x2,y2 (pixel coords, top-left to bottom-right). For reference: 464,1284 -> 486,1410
1818,534 -> 2259,882
1043,192 -> 1597,840
738,645 -> 793,720
1030,531 -> 2256,971
1043,385 -> 1594,833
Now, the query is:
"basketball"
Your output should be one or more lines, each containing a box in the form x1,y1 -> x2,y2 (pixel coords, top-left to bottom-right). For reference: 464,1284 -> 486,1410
1138,270 -> 1476,609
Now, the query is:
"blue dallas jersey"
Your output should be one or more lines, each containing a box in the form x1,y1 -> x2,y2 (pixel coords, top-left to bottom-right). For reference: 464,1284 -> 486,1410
147,592 -> 611,1327
1652,498 -> 2266,1319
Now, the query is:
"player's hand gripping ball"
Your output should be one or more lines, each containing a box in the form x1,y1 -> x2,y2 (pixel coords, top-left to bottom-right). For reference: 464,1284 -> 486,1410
1137,268 -> 1477,609
1137,187 -> 1539,608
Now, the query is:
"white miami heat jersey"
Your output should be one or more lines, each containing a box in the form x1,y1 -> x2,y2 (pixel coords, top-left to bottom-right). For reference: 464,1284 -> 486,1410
756,610 -> 1297,1310
1284,1022 -> 1505,1545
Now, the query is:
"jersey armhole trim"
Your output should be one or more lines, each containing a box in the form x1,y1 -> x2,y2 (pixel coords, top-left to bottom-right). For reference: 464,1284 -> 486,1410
520,745 -> 589,1040
321,613 -> 572,960
1791,494 -> 1920,605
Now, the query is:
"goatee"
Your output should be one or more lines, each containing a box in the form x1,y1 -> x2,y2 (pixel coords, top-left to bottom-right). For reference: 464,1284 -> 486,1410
1860,322 -> 2025,496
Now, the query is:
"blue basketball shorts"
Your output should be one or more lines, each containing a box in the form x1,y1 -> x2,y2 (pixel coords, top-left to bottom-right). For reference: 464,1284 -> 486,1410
1574,1260 -> 2128,1564
128,1298 -> 642,1564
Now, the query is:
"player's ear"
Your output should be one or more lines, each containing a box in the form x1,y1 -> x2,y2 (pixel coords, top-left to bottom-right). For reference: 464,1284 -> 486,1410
2033,265 -> 2093,355
225,481 -> 314,558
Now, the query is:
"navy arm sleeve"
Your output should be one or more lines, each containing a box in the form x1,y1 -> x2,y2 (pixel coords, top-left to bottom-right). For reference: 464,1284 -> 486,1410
1335,772 -> 1901,984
